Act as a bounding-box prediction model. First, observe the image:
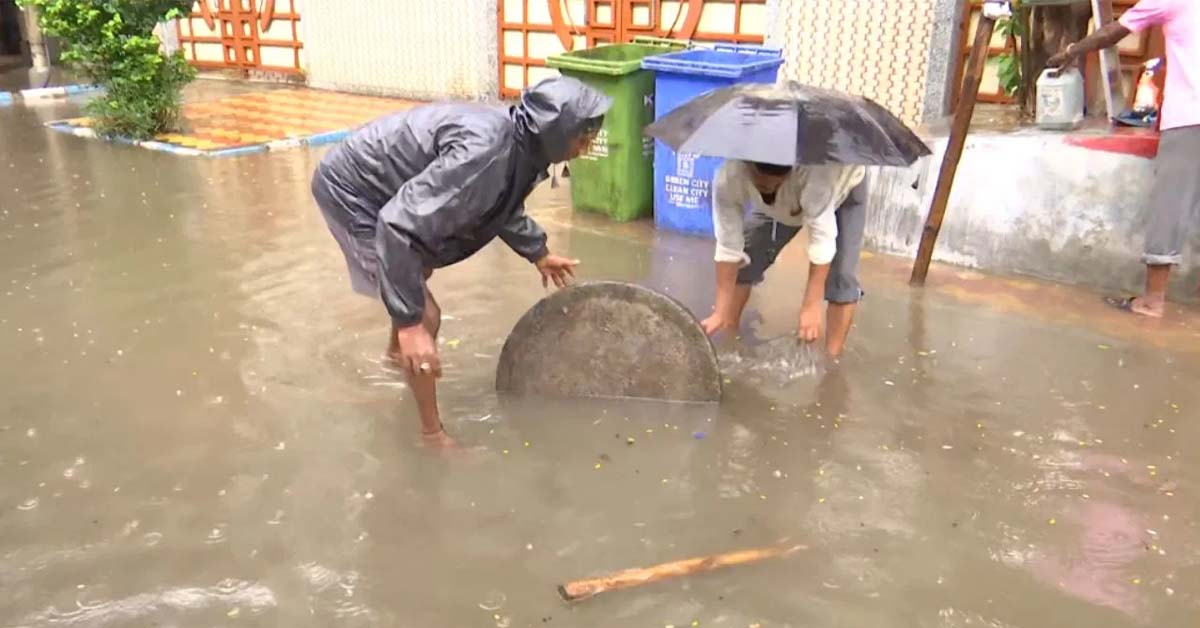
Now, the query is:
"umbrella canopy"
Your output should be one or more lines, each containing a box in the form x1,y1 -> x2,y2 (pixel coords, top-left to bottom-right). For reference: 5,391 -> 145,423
645,82 -> 931,167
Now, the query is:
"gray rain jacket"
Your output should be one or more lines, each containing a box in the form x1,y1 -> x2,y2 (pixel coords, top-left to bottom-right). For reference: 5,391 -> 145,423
314,77 -> 612,326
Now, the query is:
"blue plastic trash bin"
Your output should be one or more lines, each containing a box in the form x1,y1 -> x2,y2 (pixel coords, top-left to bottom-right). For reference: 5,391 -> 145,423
642,45 -> 784,236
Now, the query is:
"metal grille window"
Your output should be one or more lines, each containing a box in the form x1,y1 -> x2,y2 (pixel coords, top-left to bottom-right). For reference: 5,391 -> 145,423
177,0 -> 304,74
498,0 -> 768,98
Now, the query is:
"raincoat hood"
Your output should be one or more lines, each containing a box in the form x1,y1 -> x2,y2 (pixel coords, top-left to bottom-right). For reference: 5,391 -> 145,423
513,77 -> 613,163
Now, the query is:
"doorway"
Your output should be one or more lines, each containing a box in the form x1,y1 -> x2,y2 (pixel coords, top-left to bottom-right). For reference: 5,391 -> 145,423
0,0 -> 25,59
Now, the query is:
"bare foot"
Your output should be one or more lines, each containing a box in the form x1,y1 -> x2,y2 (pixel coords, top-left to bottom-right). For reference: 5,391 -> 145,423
1129,297 -> 1165,318
420,429 -> 458,450
418,429 -> 491,459
1105,296 -> 1164,319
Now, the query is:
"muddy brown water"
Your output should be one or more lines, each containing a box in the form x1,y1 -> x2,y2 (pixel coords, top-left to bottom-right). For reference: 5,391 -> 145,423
2,95 -> 1198,627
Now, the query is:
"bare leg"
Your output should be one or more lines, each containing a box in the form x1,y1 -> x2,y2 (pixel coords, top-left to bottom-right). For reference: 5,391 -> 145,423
825,301 -> 858,357
1131,264 -> 1170,318
728,283 -> 753,327
411,290 -> 443,435
388,290 -> 447,440
824,180 -> 867,357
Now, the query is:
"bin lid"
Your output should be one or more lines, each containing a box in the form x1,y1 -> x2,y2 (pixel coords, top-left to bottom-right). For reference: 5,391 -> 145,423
547,39 -> 688,77
642,45 -> 784,79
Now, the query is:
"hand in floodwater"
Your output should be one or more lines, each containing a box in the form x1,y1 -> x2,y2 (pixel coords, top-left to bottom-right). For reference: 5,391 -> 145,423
701,312 -> 738,336
536,253 -> 579,289
394,323 -> 441,378
797,305 -> 822,343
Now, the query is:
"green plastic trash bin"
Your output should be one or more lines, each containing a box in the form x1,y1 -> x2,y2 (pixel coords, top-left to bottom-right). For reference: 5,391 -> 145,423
547,37 -> 687,222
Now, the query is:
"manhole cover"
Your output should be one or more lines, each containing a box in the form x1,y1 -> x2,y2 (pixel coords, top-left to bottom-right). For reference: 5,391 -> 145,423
496,282 -> 722,402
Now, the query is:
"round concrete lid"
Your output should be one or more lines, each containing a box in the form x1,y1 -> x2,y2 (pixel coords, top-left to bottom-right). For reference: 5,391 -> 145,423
496,281 -> 722,403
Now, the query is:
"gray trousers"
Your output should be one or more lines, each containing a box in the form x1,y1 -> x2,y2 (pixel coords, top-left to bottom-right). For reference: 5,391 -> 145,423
313,171 -> 381,299
1144,125 -> 1200,266
736,181 -> 867,303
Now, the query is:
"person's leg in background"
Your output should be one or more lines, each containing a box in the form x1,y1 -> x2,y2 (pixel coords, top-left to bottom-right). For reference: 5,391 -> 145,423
732,214 -> 802,328
825,180 -> 869,357
1129,127 -> 1200,318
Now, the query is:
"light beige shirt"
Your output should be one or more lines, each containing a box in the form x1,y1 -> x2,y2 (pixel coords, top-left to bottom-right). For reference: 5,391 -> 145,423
712,161 -> 866,266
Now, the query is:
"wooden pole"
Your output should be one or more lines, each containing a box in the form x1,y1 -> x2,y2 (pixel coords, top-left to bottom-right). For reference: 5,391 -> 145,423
557,544 -> 806,602
910,14 -> 997,286
1091,0 -> 1125,120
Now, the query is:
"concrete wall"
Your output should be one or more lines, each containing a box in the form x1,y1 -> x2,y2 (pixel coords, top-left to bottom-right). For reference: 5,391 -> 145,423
864,133 -> 1200,297
921,0 -> 965,122
300,0 -> 498,101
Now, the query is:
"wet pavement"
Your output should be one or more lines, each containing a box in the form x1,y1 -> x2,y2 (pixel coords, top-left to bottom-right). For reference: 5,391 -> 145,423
2,94 -> 1199,628
50,85 -> 416,154
34,78 -> 415,155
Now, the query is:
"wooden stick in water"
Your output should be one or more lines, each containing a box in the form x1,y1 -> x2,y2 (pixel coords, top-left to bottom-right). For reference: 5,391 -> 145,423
557,544 -> 807,602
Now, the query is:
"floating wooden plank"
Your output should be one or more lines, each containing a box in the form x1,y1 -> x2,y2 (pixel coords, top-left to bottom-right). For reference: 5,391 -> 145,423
558,544 -> 806,602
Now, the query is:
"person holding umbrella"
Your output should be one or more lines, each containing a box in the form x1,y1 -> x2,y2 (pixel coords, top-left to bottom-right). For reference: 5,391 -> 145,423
312,77 -> 611,447
646,83 -> 930,356
704,159 -> 866,356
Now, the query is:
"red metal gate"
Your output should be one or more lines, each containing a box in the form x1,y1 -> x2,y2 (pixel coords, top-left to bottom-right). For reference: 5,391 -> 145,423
177,0 -> 304,74
499,0 -> 768,98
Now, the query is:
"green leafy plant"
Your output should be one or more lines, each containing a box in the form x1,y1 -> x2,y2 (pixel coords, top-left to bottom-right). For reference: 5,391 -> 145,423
996,51 -> 1021,97
995,15 -> 1024,97
18,0 -> 196,139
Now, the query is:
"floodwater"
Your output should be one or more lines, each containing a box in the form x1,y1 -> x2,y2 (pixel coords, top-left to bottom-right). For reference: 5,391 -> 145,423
0,66 -> 84,94
2,94 -> 1199,628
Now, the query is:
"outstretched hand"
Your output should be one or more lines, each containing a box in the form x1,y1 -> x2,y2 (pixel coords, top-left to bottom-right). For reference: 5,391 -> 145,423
1046,51 -> 1075,70
1047,43 -> 1079,70
536,254 -> 580,289
701,313 -> 738,337
394,323 -> 441,378
798,305 -> 823,343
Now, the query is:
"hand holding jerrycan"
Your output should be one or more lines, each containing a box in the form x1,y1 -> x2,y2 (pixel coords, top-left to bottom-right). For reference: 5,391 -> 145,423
1036,67 -> 1085,130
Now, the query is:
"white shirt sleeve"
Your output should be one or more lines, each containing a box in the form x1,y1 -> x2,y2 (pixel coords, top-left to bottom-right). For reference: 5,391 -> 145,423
712,162 -> 751,266
800,166 -> 866,265
804,200 -> 839,265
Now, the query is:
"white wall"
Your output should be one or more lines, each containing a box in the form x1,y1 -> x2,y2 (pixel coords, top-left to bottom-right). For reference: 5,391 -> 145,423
771,0 -> 937,126
863,133 -> 1199,296
300,0 -> 498,101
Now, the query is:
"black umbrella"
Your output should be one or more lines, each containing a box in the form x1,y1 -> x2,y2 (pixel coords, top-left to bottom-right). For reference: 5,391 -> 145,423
644,81 -> 931,167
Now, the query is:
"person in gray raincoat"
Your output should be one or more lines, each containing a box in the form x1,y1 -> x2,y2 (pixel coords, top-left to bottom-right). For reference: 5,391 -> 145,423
312,77 -> 611,446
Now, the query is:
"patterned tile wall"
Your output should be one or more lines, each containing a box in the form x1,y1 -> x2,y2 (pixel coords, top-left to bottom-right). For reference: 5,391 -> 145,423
775,0 -> 937,126
299,0 -> 498,101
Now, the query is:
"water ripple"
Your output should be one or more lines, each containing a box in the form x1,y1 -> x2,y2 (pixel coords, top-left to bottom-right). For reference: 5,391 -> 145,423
19,580 -> 276,626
